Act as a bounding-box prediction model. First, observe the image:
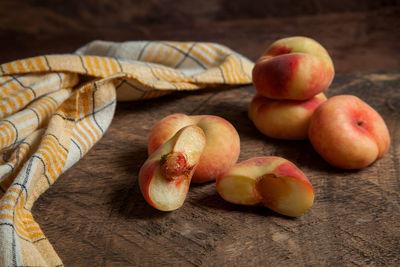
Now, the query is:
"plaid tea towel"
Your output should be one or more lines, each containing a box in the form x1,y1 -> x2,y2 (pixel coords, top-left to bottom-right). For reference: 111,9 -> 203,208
0,40 -> 253,266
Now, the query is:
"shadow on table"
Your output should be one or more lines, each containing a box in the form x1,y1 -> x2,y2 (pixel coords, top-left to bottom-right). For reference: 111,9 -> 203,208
107,145 -> 170,220
190,184 -> 293,219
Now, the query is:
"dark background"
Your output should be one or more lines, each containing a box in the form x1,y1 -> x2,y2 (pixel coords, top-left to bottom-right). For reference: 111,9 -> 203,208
1,0 -> 399,74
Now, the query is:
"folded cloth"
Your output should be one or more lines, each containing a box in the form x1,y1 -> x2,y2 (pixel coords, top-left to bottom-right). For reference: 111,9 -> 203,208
0,40 -> 253,266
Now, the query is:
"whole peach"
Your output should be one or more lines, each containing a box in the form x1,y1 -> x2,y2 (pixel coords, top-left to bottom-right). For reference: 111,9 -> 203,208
252,36 -> 334,100
309,95 -> 390,169
249,92 -> 327,140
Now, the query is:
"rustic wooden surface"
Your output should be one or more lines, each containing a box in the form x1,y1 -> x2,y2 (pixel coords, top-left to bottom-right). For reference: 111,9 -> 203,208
1,1 -> 400,266
31,71 -> 400,266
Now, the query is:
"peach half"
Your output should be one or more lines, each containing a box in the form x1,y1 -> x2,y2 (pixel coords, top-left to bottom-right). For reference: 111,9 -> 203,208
139,125 -> 206,211
216,156 -> 314,217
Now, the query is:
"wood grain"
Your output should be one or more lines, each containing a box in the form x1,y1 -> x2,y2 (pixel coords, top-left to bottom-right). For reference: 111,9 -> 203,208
32,71 -> 400,266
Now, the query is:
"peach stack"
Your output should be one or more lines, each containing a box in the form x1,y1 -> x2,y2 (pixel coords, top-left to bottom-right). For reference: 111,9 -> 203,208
250,36 -> 390,169
249,36 -> 334,140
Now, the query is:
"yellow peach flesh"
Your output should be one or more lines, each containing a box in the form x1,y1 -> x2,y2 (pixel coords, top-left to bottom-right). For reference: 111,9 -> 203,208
148,167 -> 191,211
217,175 -> 261,205
172,125 -> 206,166
257,175 -> 314,217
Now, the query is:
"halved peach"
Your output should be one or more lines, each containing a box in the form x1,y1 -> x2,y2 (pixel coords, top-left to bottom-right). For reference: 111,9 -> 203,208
139,125 -> 206,211
216,156 -> 314,217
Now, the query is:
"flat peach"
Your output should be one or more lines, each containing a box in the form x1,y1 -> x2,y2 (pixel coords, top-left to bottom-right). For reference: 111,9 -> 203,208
252,36 -> 334,100
249,92 -> 327,140
309,95 -> 390,169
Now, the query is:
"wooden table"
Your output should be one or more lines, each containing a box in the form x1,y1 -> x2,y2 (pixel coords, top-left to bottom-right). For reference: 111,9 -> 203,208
31,70 -> 400,266
1,2 -> 400,266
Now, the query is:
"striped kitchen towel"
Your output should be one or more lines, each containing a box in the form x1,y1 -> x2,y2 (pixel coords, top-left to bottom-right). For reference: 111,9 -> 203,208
0,40 -> 253,266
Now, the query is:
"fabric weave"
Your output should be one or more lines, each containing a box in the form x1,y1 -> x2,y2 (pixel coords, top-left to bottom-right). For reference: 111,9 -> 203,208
0,40 -> 253,266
